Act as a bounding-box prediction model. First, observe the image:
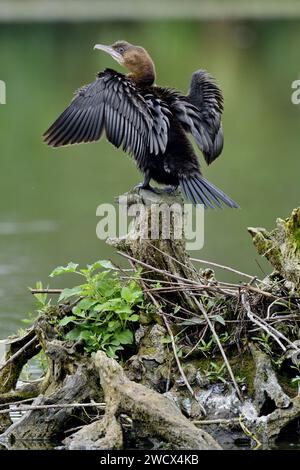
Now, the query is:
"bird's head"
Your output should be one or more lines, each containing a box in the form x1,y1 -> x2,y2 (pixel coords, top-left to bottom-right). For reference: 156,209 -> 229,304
94,41 -> 155,85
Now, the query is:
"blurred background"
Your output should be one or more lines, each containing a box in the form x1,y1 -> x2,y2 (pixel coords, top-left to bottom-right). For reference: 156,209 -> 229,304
1,0 -> 300,337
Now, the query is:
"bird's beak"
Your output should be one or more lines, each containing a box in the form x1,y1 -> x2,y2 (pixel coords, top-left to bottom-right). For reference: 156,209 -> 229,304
94,44 -> 124,64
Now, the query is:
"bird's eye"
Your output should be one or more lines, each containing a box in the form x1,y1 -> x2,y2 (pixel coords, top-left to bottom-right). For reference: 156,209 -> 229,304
118,47 -> 124,54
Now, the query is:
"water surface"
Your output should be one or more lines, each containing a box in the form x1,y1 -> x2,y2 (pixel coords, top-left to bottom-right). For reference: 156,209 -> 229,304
0,20 -> 300,337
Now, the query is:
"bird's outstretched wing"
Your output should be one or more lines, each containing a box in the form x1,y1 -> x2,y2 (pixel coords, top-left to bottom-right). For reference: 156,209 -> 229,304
43,69 -> 170,163
170,70 -> 224,165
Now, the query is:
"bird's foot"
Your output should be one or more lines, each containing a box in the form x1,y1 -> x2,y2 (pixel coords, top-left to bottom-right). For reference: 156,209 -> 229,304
160,185 -> 179,195
133,183 -> 161,194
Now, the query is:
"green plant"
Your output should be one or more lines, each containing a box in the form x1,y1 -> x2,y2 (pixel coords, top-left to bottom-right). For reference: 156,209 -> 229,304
50,260 -> 144,358
23,281 -> 51,325
251,333 -> 272,355
204,361 -> 227,384
219,332 -> 230,345
197,331 -> 230,358
198,338 -> 214,356
290,361 -> 300,388
236,375 -> 247,386
20,350 -> 48,381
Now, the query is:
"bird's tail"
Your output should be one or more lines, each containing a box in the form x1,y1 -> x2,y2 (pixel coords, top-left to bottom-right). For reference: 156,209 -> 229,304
179,174 -> 239,209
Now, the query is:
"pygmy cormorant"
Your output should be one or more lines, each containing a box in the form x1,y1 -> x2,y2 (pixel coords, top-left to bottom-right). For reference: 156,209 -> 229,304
44,41 -> 238,209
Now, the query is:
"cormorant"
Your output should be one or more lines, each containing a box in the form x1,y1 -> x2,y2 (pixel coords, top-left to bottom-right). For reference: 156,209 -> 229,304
44,41 -> 238,209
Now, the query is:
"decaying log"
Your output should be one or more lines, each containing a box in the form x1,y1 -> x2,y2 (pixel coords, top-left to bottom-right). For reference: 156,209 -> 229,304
65,351 -> 221,450
0,320 -> 102,444
0,330 -> 40,433
250,344 -> 291,411
249,207 -> 300,293
240,344 -> 300,447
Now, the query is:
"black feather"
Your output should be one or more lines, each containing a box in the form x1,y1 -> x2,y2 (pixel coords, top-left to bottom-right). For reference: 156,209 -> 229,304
44,66 -> 238,211
44,69 -> 169,164
180,175 -> 238,209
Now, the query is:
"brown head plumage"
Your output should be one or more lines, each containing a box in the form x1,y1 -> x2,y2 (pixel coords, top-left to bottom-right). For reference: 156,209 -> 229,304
94,40 -> 156,85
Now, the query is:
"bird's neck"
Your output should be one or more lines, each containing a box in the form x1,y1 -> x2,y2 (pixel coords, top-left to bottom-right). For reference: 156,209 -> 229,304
127,57 -> 156,86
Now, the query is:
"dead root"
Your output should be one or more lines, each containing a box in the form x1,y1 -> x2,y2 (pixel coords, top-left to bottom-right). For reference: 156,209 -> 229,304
65,351 -> 221,450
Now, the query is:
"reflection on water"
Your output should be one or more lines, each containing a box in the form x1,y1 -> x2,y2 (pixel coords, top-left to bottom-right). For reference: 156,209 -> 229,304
0,20 -> 300,341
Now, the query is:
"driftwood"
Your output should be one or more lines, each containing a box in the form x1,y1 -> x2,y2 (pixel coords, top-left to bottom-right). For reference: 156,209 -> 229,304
65,351 -> 220,450
0,192 -> 300,450
0,318 -> 102,444
0,330 -> 40,433
248,207 -> 300,293
240,344 -> 300,446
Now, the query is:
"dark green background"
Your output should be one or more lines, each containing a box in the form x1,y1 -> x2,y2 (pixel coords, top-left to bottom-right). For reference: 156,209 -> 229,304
0,20 -> 299,337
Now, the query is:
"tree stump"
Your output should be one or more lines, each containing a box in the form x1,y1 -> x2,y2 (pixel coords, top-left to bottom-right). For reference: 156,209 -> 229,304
107,188 -> 201,312
0,196 -> 300,450
249,207 -> 300,293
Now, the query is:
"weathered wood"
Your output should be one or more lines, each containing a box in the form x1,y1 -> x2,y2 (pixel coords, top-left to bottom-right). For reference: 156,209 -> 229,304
107,188 -> 200,312
65,351 -> 221,450
0,322 -> 103,443
0,199 -> 300,449
0,329 -> 40,433
249,207 -> 300,293
241,345 -> 300,447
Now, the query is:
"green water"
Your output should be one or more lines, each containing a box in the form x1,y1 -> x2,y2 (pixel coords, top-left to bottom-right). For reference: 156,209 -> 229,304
0,20 -> 300,338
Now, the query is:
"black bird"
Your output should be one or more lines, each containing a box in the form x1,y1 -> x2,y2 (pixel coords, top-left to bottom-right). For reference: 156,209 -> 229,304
44,41 -> 238,209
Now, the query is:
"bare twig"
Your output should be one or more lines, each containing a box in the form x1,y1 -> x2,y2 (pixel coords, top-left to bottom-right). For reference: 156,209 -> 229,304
0,397 -> 34,408
242,284 -> 283,301
239,414 -> 262,449
191,258 -> 262,282
148,242 -> 198,276
30,289 -> 63,294
184,325 -> 208,359
192,296 -> 243,401
242,290 -> 300,354
0,402 -> 106,415
241,293 -> 286,351
119,251 -> 237,298
0,336 -> 38,373
193,417 -> 240,425
119,251 -> 199,286
128,259 -> 206,416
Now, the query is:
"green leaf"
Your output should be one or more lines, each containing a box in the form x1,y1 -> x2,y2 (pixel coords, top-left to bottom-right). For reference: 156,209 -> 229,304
115,305 -> 133,315
59,316 -> 76,326
127,314 -> 139,322
94,302 -> 111,313
108,320 -> 121,330
174,305 -> 181,314
79,330 -> 94,341
106,344 -> 124,358
50,262 -> 79,277
72,307 -> 87,318
291,376 -> 300,383
114,329 -> 133,345
206,299 -> 215,311
32,281 -> 48,306
58,286 -> 83,302
76,298 -> 97,311
87,260 -> 115,272
176,347 -> 183,358
214,315 -> 226,326
162,335 -> 172,344
65,327 -> 82,341
219,377 -> 228,384
121,286 -> 142,303
179,317 -> 202,326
